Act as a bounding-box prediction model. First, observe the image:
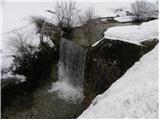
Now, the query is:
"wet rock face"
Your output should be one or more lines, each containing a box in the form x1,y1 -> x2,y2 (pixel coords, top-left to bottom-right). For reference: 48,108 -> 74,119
83,38 -> 158,105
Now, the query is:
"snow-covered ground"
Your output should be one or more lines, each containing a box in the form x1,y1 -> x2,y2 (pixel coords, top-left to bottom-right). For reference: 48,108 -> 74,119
104,20 -> 158,45
79,44 -> 159,119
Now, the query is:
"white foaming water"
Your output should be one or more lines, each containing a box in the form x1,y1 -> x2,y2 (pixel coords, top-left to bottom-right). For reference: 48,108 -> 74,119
49,38 -> 87,102
49,81 -> 84,103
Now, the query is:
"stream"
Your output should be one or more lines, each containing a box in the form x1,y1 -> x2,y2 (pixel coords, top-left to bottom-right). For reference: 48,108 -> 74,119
1,21 -> 141,119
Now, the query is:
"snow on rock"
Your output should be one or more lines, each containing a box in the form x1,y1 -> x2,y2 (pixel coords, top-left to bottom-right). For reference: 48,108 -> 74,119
91,38 -> 103,47
43,36 -> 55,48
2,72 -> 26,82
79,44 -> 158,119
48,81 -> 84,103
104,20 -> 158,45
1,72 -> 26,89
113,8 -> 131,17
114,16 -> 135,23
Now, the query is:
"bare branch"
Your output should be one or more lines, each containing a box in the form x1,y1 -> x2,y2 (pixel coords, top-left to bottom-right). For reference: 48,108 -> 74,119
49,1 -> 80,28
131,0 -> 158,21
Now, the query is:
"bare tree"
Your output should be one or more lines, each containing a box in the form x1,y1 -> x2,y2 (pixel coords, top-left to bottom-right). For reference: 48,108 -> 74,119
79,7 -> 96,24
48,1 -> 80,28
131,0 -> 158,21
78,7 -> 98,46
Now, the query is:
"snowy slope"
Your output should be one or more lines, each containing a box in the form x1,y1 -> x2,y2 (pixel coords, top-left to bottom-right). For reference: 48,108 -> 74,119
104,20 -> 158,45
79,44 -> 159,118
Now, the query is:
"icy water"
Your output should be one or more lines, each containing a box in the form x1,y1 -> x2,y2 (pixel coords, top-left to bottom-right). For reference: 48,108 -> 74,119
57,38 -> 87,90
2,82 -> 86,119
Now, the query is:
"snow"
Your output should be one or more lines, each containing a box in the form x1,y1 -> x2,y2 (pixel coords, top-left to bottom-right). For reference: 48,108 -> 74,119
113,7 -> 131,16
100,3 -> 132,18
43,36 -> 55,48
1,53 -> 14,70
2,72 -> 26,82
103,10 -> 117,17
104,20 -> 158,45
114,16 -> 135,22
91,38 -> 103,47
1,72 -> 26,89
48,81 -> 84,103
77,2 -> 131,18
2,2 -> 54,71
79,44 -> 159,118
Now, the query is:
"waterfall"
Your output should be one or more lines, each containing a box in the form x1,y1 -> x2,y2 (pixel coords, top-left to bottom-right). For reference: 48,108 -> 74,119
58,38 -> 87,91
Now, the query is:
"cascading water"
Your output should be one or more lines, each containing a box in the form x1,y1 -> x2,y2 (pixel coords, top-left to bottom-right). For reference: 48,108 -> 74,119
58,38 -> 87,90
49,38 -> 87,102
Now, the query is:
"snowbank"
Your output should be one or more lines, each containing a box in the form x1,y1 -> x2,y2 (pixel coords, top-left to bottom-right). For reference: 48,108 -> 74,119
113,8 -> 131,17
104,20 -> 158,45
79,44 -> 158,118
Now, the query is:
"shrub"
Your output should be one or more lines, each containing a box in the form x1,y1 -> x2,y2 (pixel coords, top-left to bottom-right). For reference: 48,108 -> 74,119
9,31 -> 57,90
131,0 -> 158,22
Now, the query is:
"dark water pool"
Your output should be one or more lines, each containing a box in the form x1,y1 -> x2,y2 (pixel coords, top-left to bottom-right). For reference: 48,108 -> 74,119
1,60 -> 87,119
2,84 -> 86,119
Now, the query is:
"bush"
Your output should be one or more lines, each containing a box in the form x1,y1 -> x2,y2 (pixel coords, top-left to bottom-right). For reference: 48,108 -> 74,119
131,0 -> 158,22
9,31 -> 57,90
